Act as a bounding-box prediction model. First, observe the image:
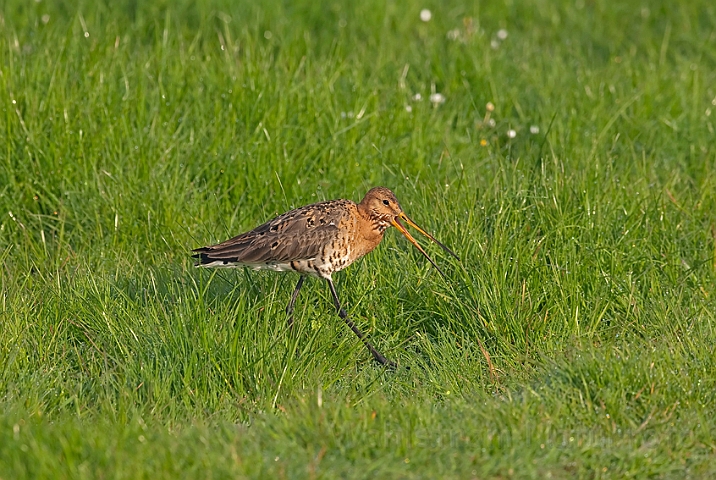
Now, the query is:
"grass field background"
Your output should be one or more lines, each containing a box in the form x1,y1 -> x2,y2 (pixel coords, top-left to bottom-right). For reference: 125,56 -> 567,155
1,0 -> 715,477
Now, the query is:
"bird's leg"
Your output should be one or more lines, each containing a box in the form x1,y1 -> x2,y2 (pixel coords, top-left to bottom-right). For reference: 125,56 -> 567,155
325,278 -> 396,368
286,275 -> 305,328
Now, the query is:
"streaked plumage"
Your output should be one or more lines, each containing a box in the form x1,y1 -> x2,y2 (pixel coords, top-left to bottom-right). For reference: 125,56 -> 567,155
193,187 -> 458,367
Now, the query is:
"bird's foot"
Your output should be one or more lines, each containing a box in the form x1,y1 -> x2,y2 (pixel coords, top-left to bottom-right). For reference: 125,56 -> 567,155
369,348 -> 397,369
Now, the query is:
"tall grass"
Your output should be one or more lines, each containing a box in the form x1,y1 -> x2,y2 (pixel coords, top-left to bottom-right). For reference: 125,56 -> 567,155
1,0 -> 715,477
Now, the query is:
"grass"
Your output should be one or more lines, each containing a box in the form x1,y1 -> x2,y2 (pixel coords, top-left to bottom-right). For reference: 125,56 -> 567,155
1,0 -> 715,477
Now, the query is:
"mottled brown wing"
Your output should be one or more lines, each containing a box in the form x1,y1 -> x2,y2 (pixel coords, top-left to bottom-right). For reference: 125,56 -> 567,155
193,200 -> 352,265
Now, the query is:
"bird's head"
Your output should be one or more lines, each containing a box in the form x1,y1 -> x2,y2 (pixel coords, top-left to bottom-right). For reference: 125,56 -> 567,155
359,186 -> 460,277
361,186 -> 403,223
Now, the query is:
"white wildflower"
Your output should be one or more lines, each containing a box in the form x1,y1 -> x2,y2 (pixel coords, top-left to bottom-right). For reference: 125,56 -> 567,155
430,93 -> 446,105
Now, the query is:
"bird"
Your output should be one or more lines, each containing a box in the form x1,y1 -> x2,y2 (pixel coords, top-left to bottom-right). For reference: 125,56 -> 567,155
192,186 -> 459,367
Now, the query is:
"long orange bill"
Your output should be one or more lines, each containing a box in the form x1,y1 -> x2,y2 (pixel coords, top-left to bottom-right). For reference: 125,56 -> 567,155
390,213 -> 459,279
398,213 -> 460,261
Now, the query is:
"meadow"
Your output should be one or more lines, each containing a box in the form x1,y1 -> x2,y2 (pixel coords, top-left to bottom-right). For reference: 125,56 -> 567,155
1,0 -> 715,477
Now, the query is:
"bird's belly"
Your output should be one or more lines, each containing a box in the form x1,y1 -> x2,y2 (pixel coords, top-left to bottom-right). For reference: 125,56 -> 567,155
253,262 -> 299,273
290,258 -> 341,278
261,253 -> 358,279
208,255 -> 357,279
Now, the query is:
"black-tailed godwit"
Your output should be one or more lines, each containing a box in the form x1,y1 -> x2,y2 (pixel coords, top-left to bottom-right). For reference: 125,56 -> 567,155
193,187 -> 458,367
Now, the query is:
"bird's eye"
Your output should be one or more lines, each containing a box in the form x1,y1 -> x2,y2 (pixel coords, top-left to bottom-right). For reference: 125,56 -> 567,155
382,199 -> 390,206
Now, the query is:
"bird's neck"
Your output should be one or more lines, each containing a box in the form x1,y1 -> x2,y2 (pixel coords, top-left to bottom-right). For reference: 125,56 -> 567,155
357,203 -> 391,234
